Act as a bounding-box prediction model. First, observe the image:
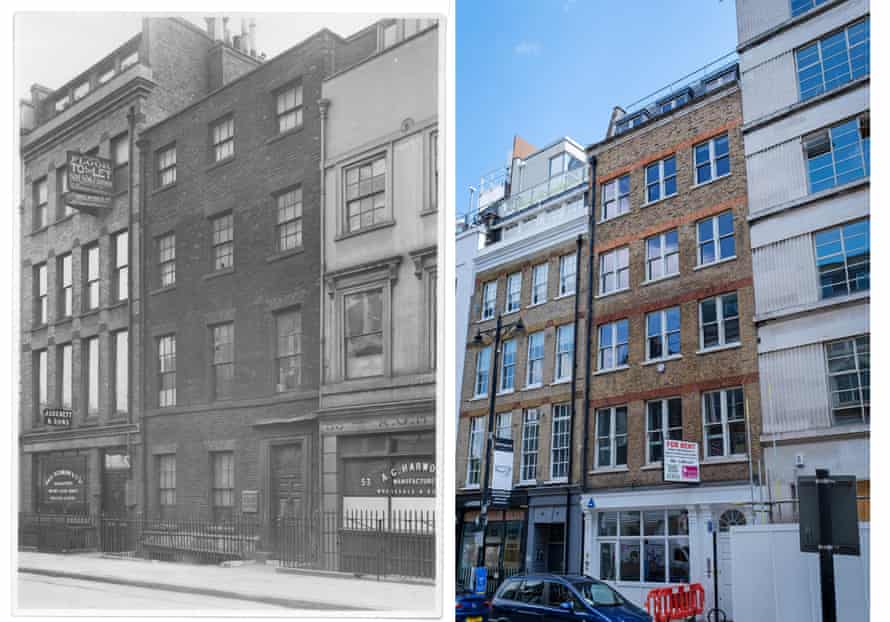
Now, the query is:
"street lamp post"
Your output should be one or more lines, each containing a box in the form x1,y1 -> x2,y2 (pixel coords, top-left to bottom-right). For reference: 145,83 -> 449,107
474,312 -> 524,590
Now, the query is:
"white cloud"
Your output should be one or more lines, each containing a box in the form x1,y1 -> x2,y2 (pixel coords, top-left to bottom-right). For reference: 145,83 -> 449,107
514,40 -> 542,56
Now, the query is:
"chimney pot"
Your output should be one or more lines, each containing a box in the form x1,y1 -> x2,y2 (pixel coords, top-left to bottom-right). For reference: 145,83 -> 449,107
248,18 -> 257,57
205,17 -> 215,39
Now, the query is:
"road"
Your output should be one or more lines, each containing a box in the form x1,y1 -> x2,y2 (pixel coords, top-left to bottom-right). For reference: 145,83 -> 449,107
17,572 -> 290,611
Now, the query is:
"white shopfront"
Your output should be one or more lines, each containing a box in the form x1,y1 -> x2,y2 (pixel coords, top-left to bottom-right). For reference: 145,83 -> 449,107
580,483 -> 761,619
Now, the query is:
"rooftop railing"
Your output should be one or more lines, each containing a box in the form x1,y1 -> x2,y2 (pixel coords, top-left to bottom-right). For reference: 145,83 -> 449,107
497,165 -> 588,218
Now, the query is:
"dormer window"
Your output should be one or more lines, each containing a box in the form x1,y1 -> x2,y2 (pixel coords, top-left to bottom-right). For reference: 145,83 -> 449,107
54,97 -> 69,113
615,112 -> 647,135
120,52 -> 138,71
659,90 -> 691,114
98,67 -> 115,84
705,69 -> 735,92
73,81 -> 89,101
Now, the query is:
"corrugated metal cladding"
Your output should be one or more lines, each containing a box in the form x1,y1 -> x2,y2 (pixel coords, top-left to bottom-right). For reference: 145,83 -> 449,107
752,234 -> 818,316
759,344 -> 832,434
741,51 -> 797,123
737,0 -> 790,45
746,138 -> 808,213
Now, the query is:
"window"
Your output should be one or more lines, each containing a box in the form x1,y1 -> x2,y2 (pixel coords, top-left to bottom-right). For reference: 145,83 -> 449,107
699,292 -> 740,349
646,230 -> 679,281
158,335 -> 176,408
85,336 -> 99,415
531,263 -> 548,305
595,406 -> 627,468
496,412 -> 512,440
211,213 -> 234,270
382,21 -> 399,48
158,233 -> 176,288
703,387 -> 747,458
430,131 -> 438,210
113,230 -> 128,302
211,323 -> 234,400
211,116 -> 235,162
111,132 -> 128,193
598,320 -> 629,370
550,403 -> 570,480
345,156 -> 386,232
98,67 -> 115,84
660,92 -> 690,113
599,247 -> 629,294
646,398 -> 683,463
35,349 -> 47,417
645,156 -> 677,203
601,175 -> 630,220
83,244 -> 99,311
549,153 -> 567,178
505,272 -> 521,313
57,166 -> 74,218
120,51 -> 138,70
559,253 -> 576,296
520,409 -> 540,482
697,212 -> 736,266
796,19 -> 869,101
34,263 -> 47,325
804,114 -> 870,194
705,70 -> 736,92
598,509 -> 689,583
210,452 -> 234,522
56,253 -> 74,318
815,219 -> 869,298
345,289 -> 383,378
826,335 -> 869,424
500,339 -> 516,392
646,307 -> 681,360
275,187 -> 303,252
113,330 -> 128,414
554,324 -> 574,382
481,281 -> 497,320
466,416 -> 483,486
33,178 -> 47,230
276,83 -> 303,133
791,0 -> 828,17
694,133 -> 730,184
526,331 -> 545,387
58,343 -> 72,410
158,454 -> 176,518
276,309 -> 302,391
474,346 -> 491,397
156,144 -> 176,187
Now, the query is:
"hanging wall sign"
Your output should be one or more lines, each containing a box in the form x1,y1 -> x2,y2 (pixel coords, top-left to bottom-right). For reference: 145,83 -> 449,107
491,438 -> 514,507
67,152 -> 113,195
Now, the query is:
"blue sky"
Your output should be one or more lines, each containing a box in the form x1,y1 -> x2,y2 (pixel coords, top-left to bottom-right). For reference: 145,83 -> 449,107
457,0 -> 739,217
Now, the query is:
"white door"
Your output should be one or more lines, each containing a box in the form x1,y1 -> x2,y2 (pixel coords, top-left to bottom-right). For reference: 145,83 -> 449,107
717,509 -> 747,621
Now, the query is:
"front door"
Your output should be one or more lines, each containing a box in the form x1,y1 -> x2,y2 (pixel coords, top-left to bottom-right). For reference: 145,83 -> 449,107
101,449 -> 130,516
270,441 -> 306,519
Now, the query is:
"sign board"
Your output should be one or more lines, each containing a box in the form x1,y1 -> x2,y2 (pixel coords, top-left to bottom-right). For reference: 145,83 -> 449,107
104,452 -> 130,470
67,152 -> 113,196
473,566 -> 488,594
490,438 -> 514,507
44,469 -> 87,505
241,490 -> 259,513
355,459 -> 436,497
62,191 -> 111,211
663,439 -> 700,484
43,408 -> 73,427
798,474 -> 860,556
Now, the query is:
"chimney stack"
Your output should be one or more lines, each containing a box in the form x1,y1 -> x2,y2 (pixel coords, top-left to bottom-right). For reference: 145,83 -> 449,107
222,17 -> 231,45
205,17 -> 216,40
248,19 -> 257,57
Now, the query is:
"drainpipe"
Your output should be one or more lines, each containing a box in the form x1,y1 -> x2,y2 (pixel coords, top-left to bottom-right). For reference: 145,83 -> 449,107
318,97 -> 330,518
563,233 -> 582,572
579,155 -> 597,572
125,105 -> 141,517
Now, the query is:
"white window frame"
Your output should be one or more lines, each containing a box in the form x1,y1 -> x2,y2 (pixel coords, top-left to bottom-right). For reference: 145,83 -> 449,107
597,509 -> 690,584
693,133 -> 730,185
157,144 -> 177,187
601,175 -> 630,221
496,412 -> 513,440
644,155 -> 677,204
276,82 -> 303,133
500,339 -> 516,393
645,307 -> 681,361
554,324 -> 574,383
520,409 -> 540,483
696,211 -> 736,266
550,403 -> 571,481
481,281 -> 497,320
645,397 -> 683,464
275,186 -> 303,252
34,263 -> 47,326
595,406 -> 628,469
526,331 -> 545,388
505,272 -> 521,313
211,213 -> 234,271
158,233 -> 176,288
474,346 -> 491,397
645,230 -> 680,282
559,253 -> 576,297
702,387 -> 747,459
698,292 -> 740,350
598,319 -> 629,371
599,247 -> 629,295
466,416 -> 484,486
531,263 -> 548,305
344,154 -> 387,233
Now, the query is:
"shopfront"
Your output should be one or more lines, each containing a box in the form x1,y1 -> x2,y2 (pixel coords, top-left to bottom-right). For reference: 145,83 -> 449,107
457,507 -> 526,589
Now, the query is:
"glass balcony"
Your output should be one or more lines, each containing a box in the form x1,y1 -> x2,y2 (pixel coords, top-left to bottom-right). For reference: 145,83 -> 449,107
498,166 -> 588,218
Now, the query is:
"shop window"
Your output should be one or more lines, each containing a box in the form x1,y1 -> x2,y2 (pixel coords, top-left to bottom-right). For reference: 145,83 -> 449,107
598,509 -> 689,583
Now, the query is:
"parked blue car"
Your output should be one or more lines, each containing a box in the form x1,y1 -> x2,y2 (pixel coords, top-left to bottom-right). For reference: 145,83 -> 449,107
489,574 -> 652,622
456,582 -> 490,622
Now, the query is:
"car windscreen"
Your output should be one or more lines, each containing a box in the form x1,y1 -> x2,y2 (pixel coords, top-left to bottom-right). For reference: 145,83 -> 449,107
572,580 -> 625,607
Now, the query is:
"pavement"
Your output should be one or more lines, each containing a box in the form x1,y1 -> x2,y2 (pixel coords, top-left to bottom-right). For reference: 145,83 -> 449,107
18,552 -> 438,614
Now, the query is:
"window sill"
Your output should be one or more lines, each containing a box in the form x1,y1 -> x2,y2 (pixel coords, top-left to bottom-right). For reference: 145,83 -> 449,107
502,308 -> 521,317
543,478 -> 569,485
694,255 -> 737,271
696,342 -> 742,355
151,182 -> 177,196
52,316 -> 74,328
203,267 -> 235,281
477,315 -> 496,324
420,207 -> 438,217
206,155 -> 236,172
702,455 -> 749,465
150,284 -> 176,296
641,272 -> 680,288
496,389 -> 515,397
30,322 -> 49,332
641,192 -> 678,209
550,378 -> 572,386
522,383 -> 544,391
461,484 -> 481,491
265,125 -> 304,145
595,287 -> 630,300
594,365 -> 630,376
516,481 -> 538,487
29,224 -> 51,237
527,300 -> 548,309
469,394 -> 489,402
335,220 -> 396,241
554,291 -> 576,300
641,463 -> 663,471
53,213 -> 76,226
597,210 -> 632,226
105,300 -> 128,312
266,246 -> 305,263
79,308 -> 101,320
589,466 -> 629,475
691,172 -> 731,191
641,354 -> 682,367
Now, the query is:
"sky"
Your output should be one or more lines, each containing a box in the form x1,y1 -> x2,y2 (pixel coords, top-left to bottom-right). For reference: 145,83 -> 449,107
457,0 -> 739,218
14,12 -> 380,101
